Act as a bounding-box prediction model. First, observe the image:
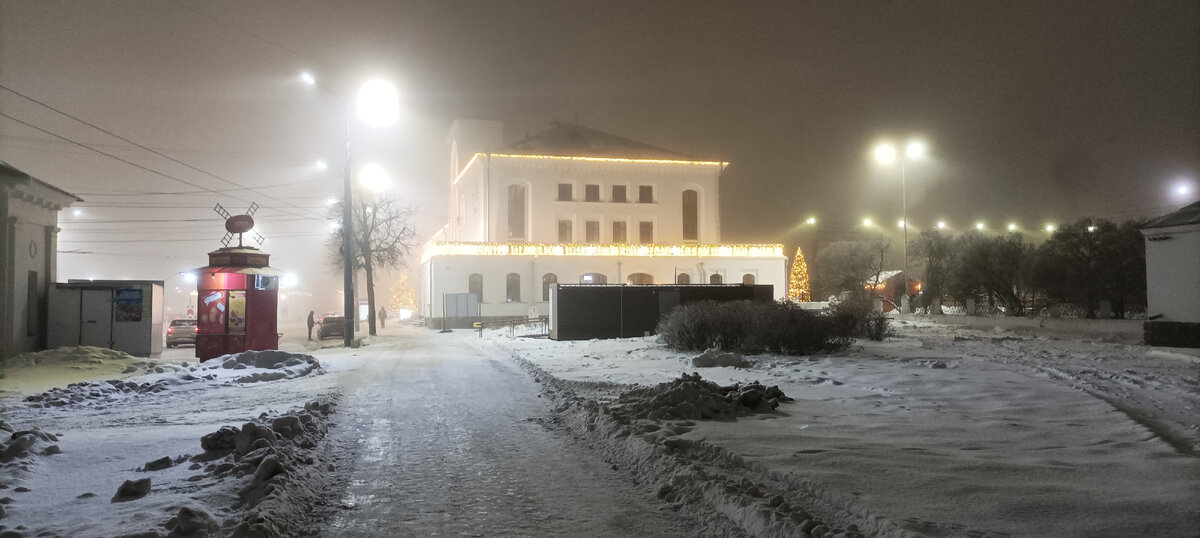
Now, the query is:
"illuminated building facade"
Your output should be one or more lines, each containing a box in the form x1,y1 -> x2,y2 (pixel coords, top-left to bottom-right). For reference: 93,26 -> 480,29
421,120 -> 786,323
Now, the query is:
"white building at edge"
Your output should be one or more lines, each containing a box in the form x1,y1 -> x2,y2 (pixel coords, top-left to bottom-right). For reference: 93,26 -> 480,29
420,120 -> 786,324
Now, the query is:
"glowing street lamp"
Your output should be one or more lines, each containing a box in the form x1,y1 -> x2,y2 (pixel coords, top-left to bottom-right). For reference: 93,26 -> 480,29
1007,223 -> 1017,231
976,222 -> 985,230
937,221 -> 946,230
306,72 -> 400,347
862,218 -> 873,227
1045,224 -> 1056,233
874,138 -> 927,313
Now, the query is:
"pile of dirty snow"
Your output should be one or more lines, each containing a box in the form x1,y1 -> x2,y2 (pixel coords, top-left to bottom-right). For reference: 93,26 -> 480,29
1,346 -> 145,395
609,373 -> 792,421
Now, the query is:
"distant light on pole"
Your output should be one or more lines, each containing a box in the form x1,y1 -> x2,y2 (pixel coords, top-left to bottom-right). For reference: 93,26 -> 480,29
1087,225 -> 1096,232
897,219 -> 906,228
1007,223 -> 1017,231
357,79 -> 400,127
873,144 -> 896,165
300,71 -> 316,86
181,272 -> 196,284
905,140 -> 926,159
315,160 -> 328,170
359,163 -> 391,192
281,273 -> 299,288
874,138 -> 927,314
806,217 -> 816,225
937,221 -> 946,229
863,218 -> 873,227
976,222 -> 985,230
1045,224 -> 1056,233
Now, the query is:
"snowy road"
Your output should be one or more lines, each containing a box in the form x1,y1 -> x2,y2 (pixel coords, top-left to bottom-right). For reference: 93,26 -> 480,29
315,329 -> 702,537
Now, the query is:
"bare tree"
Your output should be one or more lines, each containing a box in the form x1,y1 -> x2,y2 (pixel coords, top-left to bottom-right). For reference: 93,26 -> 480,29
328,195 -> 418,335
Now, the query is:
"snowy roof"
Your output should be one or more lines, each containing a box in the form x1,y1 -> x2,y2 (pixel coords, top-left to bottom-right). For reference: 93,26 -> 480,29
497,123 -> 694,160
1142,200 -> 1200,229
0,161 -> 84,203
865,270 -> 904,285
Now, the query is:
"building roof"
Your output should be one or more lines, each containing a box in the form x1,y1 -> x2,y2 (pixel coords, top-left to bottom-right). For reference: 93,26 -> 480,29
497,122 -> 694,160
1142,200 -> 1200,230
0,161 -> 84,203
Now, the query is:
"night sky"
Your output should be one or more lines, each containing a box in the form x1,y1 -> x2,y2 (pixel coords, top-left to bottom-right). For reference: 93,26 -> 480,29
1,1 -> 1196,301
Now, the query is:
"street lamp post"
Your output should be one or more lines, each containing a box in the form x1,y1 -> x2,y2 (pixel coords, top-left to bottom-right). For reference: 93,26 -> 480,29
305,74 -> 398,348
874,140 -> 926,314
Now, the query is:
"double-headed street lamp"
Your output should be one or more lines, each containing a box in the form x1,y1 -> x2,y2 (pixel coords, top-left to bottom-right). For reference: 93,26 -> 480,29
874,139 -> 927,314
305,73 -> 398,347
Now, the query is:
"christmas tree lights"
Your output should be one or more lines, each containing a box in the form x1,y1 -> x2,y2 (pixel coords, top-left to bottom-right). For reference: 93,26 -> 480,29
787,247 -> 811,302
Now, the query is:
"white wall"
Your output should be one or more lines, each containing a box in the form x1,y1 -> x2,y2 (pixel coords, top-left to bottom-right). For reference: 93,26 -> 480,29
1144,225 -> 1200,323
422,253 -> 786,319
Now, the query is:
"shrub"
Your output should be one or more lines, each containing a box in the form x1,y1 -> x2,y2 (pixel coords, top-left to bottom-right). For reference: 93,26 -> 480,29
658,300 -> 856,355
828,296 -> 891,341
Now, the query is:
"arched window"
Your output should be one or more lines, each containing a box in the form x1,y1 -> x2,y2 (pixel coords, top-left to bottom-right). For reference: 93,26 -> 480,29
468,273 -> 483,301
507,185 -> 526,240
541,273 -> 558,301
682,189 -> 698,241
676,273 -> 691,284
506,273 -> 521,302
742,273 -> 756,285
627,273 -> 653,285
580,272 -> 608,284
710,274 -> 723,284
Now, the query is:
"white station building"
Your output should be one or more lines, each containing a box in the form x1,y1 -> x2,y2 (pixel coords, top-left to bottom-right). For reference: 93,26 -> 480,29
421,120 -> 786,324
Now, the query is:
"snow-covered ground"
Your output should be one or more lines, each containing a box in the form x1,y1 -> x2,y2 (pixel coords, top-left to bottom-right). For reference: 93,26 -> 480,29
1,317 -> 1197,537
476,316 -> 1200,537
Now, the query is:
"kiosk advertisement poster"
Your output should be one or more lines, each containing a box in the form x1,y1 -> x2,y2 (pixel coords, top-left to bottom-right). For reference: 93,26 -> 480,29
200,290 -> 226,332
114,288 -> 143,322
228,290 -> 247,331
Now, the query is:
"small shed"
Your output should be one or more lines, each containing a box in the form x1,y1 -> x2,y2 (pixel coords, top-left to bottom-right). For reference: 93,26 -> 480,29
1141,200 -> 1200,347
865,270 -> 922,313
549,283 -> 773,340
48,280 -> 165,356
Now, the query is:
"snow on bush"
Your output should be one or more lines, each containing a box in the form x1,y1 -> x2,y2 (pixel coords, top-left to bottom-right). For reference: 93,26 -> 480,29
658,300 -> 857,355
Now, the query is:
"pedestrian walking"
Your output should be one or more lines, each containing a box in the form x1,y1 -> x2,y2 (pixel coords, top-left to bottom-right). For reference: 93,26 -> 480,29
378,307 -> 387,328
307,310 -> 316,341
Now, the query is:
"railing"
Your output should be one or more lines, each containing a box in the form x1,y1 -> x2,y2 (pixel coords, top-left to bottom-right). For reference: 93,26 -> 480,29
476,316 -> 550,338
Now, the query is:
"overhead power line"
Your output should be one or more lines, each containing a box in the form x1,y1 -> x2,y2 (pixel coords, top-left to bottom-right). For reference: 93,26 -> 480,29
0,84 -> 325,220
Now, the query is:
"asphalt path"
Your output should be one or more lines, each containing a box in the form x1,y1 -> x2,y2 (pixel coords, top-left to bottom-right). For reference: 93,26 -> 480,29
315,327 -> 698,537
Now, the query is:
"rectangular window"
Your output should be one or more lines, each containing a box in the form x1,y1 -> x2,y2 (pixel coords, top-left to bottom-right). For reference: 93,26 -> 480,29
557,183 -> 573,201
613,221 -> 627,243
612,185 -> 627,203
585,220 -> 600,242
558,219 -> 573,242
639,221 -> 653,244
584,184 -> 600,202
638,185 -> 654,203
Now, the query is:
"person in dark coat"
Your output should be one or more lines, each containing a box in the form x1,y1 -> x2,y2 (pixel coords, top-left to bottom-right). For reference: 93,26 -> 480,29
307,310 -> 316,340
378,307 -> 387,328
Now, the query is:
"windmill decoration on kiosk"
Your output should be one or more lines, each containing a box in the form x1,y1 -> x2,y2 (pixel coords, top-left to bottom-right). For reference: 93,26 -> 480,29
190,201 -> 282,362
213,202 -> 266,247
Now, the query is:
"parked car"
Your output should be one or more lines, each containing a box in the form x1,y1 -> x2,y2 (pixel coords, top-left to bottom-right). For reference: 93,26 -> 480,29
317,314 -> 345,340
166,318 -> 198,347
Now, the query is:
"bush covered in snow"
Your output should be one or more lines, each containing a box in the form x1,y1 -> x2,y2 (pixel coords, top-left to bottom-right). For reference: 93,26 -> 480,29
657,300 -> 857,354
827,296 -> 892,341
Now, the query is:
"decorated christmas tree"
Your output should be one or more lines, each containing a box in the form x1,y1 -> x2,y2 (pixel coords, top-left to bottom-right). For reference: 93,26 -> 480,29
389,272 -> 418,314
787,247 -> 811,302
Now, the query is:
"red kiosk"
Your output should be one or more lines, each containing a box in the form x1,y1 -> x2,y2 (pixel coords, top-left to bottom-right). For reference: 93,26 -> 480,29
193,209 -> 281,361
